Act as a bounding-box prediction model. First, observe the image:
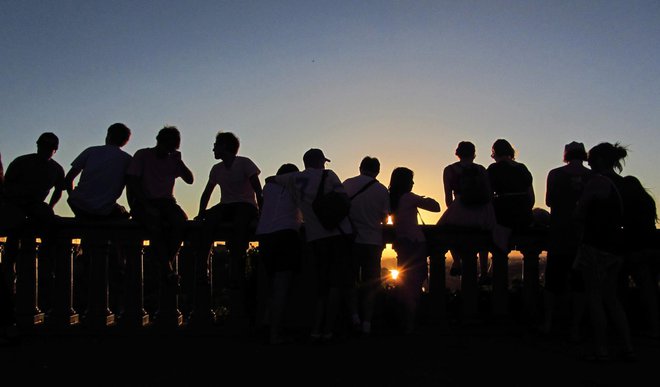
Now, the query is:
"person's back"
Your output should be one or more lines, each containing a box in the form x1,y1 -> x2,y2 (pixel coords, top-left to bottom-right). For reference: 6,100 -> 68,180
487,139 -> 534,230
4,154 -> 64,207
67,123 -> 132,218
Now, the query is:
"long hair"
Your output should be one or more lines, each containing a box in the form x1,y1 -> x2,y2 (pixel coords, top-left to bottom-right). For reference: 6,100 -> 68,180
588,142 -> 628,173
389,167 -> 414,213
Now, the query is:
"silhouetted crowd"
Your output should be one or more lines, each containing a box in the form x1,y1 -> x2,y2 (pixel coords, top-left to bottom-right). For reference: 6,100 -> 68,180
0,125 -> 657,360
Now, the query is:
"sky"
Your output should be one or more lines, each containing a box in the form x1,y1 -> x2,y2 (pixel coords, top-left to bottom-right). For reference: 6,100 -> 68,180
1,0 -> 659,224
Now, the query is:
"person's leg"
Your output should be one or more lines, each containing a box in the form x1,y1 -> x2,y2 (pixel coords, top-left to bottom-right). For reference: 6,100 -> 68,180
582,264 -> 609,358
602,259 -> 634,355
360,244 -> 383,334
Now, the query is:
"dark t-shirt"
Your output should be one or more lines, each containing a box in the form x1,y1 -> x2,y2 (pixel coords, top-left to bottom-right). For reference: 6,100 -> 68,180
487,159 -> 533,229
3,153 -> 64,205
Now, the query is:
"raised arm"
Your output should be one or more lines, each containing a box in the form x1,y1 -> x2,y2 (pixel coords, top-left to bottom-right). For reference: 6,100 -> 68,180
175,151 -> 194,184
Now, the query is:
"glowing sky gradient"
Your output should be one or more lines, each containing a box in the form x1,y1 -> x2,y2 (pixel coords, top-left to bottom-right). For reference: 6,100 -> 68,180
2,1 -> 659,224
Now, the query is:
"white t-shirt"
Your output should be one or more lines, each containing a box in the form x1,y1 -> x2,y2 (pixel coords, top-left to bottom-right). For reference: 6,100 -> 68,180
275,168 -> 352,242
68,145 -> 132,215
393,192 -> 437,242
343,174 -> 389,245
209,156 -> 260,208
255,182 -> 302,235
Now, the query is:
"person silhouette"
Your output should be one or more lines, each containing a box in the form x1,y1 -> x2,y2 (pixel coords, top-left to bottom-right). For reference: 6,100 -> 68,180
271,148 -> 353,342
65,123 -> 132,219
389,167 -> 440,334
438,141 -> 498,284
126,126 -> 194,293
343,156 -> 389,335
541,142 -> 592,338
256,163 -> 302,344
2,133 -> 65,313
573,142 -> 635,361
64,123 -> 133,313
196,132 -> 263,320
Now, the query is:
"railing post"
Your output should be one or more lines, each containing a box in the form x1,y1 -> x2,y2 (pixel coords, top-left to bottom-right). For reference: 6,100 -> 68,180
189,242 -> 216,327
121,239 -> 150,327
15,236 -> 45,327
155,251 -> 183,327
491,249 -> 509,317
86,239 -> 115,327
48,237 -> 79,326
521,247 -> 542,323
459,248 -> 479,319
427,243 -> 447,323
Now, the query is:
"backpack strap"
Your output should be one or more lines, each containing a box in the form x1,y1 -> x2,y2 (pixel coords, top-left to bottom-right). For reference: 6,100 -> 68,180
349,179 -> 377,201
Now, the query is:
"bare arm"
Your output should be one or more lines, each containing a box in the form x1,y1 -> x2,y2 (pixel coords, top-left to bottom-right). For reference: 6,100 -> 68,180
249,174 -> 263,211
173,151 -> 194,184
64,166 -> 82,195
527,185 -> 535,209
443,166 -> 454,208
418,196 -> 441,213
197,179 -> 215,218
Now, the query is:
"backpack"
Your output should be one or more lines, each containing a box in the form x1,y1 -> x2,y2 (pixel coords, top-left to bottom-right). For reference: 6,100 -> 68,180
312,170 -> 351,230
456,164 -> 490,206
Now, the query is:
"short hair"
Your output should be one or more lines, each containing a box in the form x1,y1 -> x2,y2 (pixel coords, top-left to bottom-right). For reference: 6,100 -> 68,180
359,156 -> 380,174
455,141 -> 476,159
156,126 -> 181,149
107,123 -> 131,147
276,163 -> 299,175
37,132 -> 59,150
215,132 -> 240,155
492,139 -> 515,159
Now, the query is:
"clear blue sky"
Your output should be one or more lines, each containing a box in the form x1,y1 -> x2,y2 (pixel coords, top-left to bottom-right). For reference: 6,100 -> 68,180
2,1 -> 659,223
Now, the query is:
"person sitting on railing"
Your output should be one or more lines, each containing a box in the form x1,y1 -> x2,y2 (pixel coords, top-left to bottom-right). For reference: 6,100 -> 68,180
389,167 -> 440,334
438,141 -> 500,285
2,132 -> 65,312
64,123 -> 133,313
196,132 -> 263,293
126,126 -> 194,291
65,123 -> 132,220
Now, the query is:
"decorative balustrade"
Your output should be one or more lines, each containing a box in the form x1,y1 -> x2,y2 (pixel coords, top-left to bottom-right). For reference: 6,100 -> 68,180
1,219 -> 657,332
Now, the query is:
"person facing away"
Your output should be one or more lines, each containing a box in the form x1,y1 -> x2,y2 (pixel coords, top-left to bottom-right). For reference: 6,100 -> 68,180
342,156 -> 390,335
255,163 -> 303,344
2,132 -> 65,312
196,131 -> 263,292
541,141 -> 592,337
271,148 -> 352,342
438,141 -> 497,282
487,139 -> 535,231
126,126 -> 194,285
65,123 -> 132,219
389,167 -> 440,334
3,132 -> 64,220
573,142 -> 635,361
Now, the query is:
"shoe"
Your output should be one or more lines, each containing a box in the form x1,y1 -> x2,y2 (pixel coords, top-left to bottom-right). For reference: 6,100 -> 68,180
478,275 -> 492,286
582,353 -> 610,363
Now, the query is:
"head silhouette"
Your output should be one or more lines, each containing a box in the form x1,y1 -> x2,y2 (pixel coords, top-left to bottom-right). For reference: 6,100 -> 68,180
276,163 -> 299,175
214,132 -> 240,159
36,132 -> 59,160
492,139 -> 515,160
563,141 -> 587,162
388,167 -> 414,213
156,126 -> 181,153
456,141 -> 476,160
587,142 -> 627,173
359,156 -> 380,178
106,123 -> 131,147
303,148 -> 330,169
